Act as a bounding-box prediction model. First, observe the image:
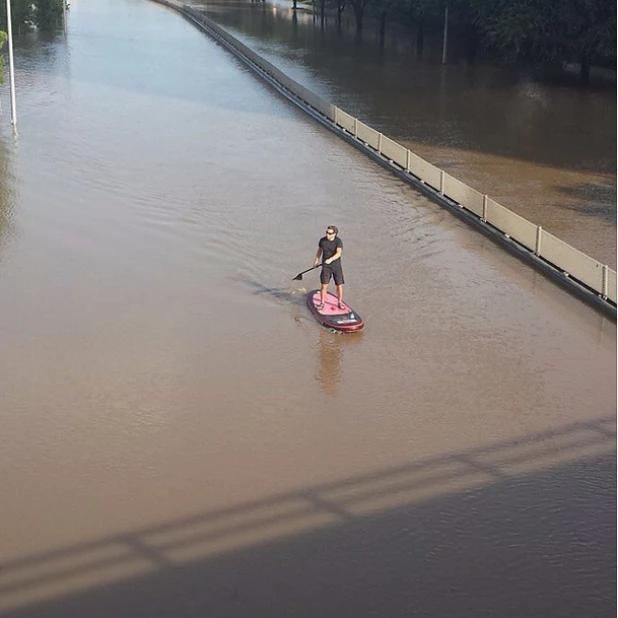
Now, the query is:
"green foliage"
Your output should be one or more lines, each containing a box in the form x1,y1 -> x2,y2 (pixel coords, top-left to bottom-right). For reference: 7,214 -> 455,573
0,0 -> 65,33
361,0 -> 615,78
348,0 -> 370,29
33,0 -> 65,31
557,0 -> 616,61
468,0 -> 616,65
468,0 -> 551,60
389,0 -> 442,28
0,30 -> 6,85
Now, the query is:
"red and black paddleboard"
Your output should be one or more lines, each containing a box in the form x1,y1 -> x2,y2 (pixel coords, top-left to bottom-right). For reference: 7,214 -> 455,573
307,290 -> 364,332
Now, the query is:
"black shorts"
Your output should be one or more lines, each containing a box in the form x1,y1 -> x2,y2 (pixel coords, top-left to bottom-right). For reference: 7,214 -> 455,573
320,265 -> 344,285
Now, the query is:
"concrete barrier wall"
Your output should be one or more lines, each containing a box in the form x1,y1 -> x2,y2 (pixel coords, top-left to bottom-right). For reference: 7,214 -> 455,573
356,120 -> 380,151
151,0 -> 617,314
406,150 -> 442,190
335,108 -> 356,134
540,231 -> 606,296
381,135 -> 408,169
443,175 -> 485,218
486,198 -> 538,252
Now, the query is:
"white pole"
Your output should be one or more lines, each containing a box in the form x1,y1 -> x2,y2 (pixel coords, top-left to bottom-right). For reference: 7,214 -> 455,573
441,4 -> 448,65
5,0 -> 17,131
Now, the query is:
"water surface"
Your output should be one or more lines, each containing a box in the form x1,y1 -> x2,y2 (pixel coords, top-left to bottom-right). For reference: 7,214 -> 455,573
0,0 -> 615,616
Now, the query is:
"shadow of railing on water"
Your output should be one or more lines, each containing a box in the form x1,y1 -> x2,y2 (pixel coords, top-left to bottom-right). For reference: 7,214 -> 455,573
1,414 -> 615,613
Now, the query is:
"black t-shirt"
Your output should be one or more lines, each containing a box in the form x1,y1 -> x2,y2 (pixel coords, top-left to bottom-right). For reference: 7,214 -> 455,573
319,236 -> 343,264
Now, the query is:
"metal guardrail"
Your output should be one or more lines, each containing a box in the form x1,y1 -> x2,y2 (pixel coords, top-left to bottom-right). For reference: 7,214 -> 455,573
151,0 -> 617,317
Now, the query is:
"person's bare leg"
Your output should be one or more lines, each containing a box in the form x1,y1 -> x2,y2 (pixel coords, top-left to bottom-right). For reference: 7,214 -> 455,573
336,284 -> 344,308
319,283 -> 328,308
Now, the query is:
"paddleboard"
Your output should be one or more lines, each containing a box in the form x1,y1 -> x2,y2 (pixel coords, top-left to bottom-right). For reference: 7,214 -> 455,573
307,290 -> 364,332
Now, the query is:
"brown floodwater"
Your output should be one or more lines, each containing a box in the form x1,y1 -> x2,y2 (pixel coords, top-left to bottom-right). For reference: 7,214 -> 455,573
195,0 -> 617,268
0,0 -> 615,616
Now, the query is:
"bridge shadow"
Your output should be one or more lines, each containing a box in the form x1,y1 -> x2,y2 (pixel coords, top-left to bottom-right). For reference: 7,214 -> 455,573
1,415 -> 615,617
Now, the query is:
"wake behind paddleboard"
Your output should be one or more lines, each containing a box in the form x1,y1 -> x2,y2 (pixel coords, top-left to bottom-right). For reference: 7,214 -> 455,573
307,290 -> 364,332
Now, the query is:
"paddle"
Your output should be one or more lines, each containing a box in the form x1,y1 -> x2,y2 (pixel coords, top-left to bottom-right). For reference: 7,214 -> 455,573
292,263 -> 326,281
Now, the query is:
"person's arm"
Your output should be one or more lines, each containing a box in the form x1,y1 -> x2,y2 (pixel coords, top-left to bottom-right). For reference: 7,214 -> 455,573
324,239 -> 343,265
314,246 -> 323,267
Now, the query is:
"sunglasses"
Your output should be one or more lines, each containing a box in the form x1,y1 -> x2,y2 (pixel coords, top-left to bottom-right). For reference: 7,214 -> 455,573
326,230 -> 335,235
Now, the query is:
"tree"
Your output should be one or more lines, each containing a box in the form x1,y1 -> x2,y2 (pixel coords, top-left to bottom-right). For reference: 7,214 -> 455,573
317,0 -> 327,29
331,0 -> 346,32
470,0 -> 554,60
0,0 -> 65,34
372,0 -> 399,47
391,0 -> 442,60
449,0 -> 482,63
468,0 -> 616,82
349,0 -> 369,31
555,0 -> 616,83
0,0 -> 34,34
0,30 -> 6,84
33,0 -> 65,32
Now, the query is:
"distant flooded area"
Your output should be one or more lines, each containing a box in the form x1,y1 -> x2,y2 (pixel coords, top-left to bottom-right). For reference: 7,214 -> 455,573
0,0 -> 615,616
194,0 -> 617,267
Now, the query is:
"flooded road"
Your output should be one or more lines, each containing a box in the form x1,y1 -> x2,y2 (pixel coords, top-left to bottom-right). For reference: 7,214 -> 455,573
0,0 -> 615,616
194,0 -> 617,268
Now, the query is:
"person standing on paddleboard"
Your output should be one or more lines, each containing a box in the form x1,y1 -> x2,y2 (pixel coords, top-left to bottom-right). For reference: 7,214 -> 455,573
314,226 -> 345,310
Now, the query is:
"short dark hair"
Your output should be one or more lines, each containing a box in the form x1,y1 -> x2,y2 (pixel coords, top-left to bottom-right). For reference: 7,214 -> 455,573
327,225 -> 338,235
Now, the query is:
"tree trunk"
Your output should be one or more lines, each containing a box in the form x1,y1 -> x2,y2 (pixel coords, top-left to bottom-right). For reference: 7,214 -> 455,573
416,18 -> 424,60
379,10 -> 386,47
580,53 -> 590,85
351,2 -> 364,31
466,23 -> 478,65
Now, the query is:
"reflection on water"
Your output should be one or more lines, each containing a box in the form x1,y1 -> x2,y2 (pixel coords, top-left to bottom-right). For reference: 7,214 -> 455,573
315,327 -> 363,396
233,278 -> 363,397
0,136 -> 13,252
316,328 -> 343,396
